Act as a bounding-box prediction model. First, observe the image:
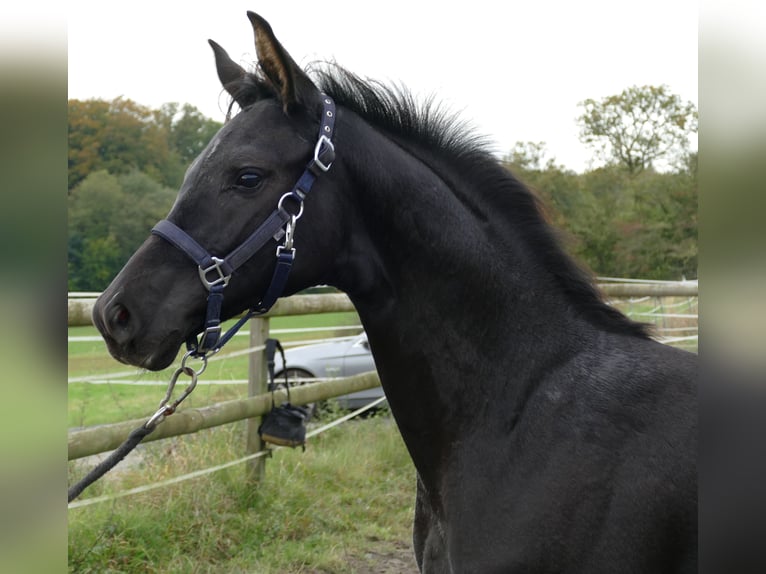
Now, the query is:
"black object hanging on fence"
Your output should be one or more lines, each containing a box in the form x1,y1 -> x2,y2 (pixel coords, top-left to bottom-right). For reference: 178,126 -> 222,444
258,338 -> 311,450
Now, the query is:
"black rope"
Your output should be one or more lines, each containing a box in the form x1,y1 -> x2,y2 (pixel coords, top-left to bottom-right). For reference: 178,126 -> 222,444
68,424 -> 156,503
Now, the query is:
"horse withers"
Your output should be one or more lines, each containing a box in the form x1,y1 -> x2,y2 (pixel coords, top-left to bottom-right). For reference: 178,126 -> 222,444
93,12 -> 696,573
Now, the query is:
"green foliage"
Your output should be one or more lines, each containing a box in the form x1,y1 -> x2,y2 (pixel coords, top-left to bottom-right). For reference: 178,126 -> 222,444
68,97 -> 222,190
156,102 -> 223,164
67,88 -> 696,291
504,143 -> 697,280
68,170 -> 176,291
67,97 -> 223,290
618,162 -> 698,278
68,98 -> 170,189
577,85 -> 698,174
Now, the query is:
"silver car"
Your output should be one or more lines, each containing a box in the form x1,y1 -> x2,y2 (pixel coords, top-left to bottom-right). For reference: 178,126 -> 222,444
273,333 -> 385,409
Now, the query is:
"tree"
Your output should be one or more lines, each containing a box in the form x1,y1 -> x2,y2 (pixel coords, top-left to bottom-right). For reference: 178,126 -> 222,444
68,170 -> 176,291
502,143 -> 697,280
505,141 -> 553,172
68,98 -> 222,190
68,98 -> 175,189
168,103 -> 222,164
577,85 -> 697,174
504,141 -> 580,229
617,156 -> 697,279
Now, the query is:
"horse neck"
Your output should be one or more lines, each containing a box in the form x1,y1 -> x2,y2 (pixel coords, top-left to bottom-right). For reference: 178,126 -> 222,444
330,115 -> 585,478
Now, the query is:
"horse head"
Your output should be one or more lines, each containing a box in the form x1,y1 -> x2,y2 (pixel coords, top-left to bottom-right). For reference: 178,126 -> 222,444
93,13 -> 347,370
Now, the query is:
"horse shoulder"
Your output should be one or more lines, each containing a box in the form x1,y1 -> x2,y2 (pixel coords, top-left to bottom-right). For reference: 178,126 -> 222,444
430,336 -> 697,571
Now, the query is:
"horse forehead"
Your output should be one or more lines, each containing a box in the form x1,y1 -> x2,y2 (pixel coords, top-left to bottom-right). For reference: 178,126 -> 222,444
182,134 -> 221,182
205,105 -> 301,160
179,104 -> 308,195
184,111 -> 267,173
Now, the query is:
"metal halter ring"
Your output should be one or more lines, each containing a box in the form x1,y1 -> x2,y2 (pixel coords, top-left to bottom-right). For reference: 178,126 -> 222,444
181,350 -> 208,376
277,192 -> 305,220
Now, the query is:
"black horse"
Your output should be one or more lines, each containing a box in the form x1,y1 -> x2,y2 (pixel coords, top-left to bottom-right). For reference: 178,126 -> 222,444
93,12 -> 697,573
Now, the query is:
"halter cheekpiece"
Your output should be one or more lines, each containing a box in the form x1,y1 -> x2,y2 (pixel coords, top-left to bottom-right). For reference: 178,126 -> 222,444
151,95 -> 337,357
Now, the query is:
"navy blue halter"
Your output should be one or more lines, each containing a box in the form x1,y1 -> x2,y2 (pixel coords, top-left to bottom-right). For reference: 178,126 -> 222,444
151,95 -> 337,356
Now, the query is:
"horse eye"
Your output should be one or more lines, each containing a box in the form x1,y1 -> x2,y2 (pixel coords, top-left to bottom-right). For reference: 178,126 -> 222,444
235,171 -> 262,189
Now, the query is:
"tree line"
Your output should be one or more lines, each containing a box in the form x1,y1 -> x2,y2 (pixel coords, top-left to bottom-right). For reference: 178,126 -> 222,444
68,98 -> 222,291
502,143 -> 696,280
68,86 -> 697,291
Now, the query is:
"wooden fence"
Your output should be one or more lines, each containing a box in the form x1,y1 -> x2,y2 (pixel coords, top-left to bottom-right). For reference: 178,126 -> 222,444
68,371 -> 381,459
68,293 -> 375,483
67,283 -> 698,327
68,282 -> 697,479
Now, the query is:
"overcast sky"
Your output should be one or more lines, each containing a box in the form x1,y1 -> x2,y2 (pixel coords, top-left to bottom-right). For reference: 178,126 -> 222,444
67,0 -> 698,173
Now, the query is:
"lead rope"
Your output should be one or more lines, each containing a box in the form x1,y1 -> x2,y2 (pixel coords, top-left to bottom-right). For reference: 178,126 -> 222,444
68,353 -> 205,503
69,95 -> 337,503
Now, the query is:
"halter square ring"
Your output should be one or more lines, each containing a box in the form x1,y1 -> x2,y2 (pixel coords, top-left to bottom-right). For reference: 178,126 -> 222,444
313,135 -> 335,172
198,256 -> 231,290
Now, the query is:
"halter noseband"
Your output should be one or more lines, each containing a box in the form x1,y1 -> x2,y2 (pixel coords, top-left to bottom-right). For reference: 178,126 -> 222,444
151,94 -> 337,357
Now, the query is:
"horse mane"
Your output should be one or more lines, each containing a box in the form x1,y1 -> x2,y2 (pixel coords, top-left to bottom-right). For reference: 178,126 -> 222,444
230,63 -> 650,339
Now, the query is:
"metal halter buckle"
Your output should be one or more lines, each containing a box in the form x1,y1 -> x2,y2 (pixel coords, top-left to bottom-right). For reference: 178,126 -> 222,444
313,135 -> 335,172
198,256 -> 231,290
196,325 -> 221,353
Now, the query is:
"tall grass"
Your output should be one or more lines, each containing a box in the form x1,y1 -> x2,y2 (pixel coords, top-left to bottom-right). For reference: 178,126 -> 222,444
69,309 -> 418,572
68,417 -> 416,573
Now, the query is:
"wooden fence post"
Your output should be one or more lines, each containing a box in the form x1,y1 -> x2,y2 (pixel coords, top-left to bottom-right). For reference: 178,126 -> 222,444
246,316 -> 270,482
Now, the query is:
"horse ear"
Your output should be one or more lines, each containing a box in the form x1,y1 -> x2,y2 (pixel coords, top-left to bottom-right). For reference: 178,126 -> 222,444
208,39 -> 263,109
247,11 -> 319,113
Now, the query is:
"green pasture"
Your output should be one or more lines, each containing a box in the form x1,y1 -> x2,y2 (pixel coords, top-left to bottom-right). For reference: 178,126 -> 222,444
69,311 -> 362,378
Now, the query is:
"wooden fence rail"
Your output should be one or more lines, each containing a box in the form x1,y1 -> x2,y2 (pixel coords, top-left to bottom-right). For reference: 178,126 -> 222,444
68,371 -> 381,460
69,292 -> 356,326
68,284 -> 696,326
68,294 -> 367,483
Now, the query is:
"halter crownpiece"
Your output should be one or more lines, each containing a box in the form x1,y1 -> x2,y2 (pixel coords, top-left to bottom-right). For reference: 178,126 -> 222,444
151,94 -> 337,356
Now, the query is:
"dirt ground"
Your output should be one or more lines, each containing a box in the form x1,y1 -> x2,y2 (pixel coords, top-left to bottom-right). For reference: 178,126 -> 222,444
345,540 -> 419,574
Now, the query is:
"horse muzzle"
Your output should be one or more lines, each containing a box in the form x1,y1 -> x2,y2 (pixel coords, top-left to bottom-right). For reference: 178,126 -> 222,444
92,290 -> 185,371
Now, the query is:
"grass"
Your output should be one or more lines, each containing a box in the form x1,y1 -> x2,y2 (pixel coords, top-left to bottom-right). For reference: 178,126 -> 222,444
68,381 -> 246,428
69,309 -> 417,573
68,417 -> 416,573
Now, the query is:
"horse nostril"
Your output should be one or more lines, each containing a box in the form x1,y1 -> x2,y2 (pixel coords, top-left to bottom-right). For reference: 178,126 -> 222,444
115,305 -> 130,327
103,301 -> 134,344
